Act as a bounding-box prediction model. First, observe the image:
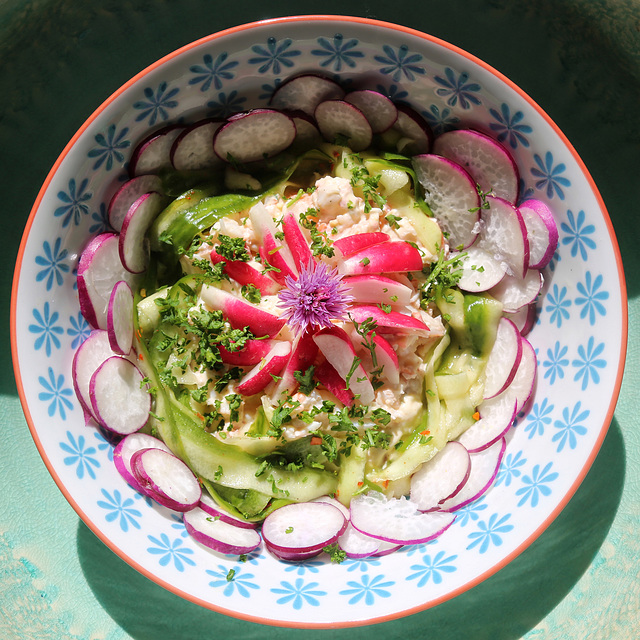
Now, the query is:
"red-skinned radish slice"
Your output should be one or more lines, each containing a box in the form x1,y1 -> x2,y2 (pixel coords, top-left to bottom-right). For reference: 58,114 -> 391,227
213,109 -> 296,164
490,269 -> 543,313
236,341 -> 292,396
108,174 -> 163,232
218,338 -> 275,366
509,336 -> 537,413
505,303 -> 537,337
333,232 -> 390,258
410,441 -> 471,511
282,212 -> 313,270
287,110 -> 322,147
342,274 -> 412,306
131,447 -> 201,512
209,251 -> 280,296
311,495 -> 351,521
270,73 -> 345,116
453,246 -> 507,293
412,154 -> 480,248
369,333 -> 400,386
77,233 -> 139,329
107,281 -> 134,356
130,125 -> 183,177
349,492 -> 455,544
338,241 -> 423,275
113,433 -> 172,492
349,304 -> 431,338
200,284 -> 286,337
392,104 -> 433,156
313,325 -> 375,405
338,523 -> 400,559
518,199 -> 559,269
273,332 -> 318,397
119,192 -> 164,273
457,392 -> 517,452
344,90 -> 398,133
170,119 -> 223,171
262,502 -> 347,560
483,317 -> 523,399
314,359 -> 355,406
315,100 -> 373,151
183,507 -> 262,554
439,438 -> 507,512
198,492 -> 258,529
89,356 -> 151,434
433,129 -> 520,204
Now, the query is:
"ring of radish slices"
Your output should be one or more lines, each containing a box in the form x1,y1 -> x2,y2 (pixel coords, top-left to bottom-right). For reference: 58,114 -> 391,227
71,73 -> 556,563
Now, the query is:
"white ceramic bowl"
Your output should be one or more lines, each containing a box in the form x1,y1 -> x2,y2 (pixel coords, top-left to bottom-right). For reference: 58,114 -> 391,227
11,15 -> 627,628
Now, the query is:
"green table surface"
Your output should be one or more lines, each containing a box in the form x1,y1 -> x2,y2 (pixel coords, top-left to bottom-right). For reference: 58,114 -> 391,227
2,1 -> 639,638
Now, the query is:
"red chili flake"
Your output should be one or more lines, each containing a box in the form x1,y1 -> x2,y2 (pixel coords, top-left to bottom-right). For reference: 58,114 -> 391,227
357,481 -> 364,487
382,480 -> 390,489
420,429 -> 430,435
473,411 -> 480,421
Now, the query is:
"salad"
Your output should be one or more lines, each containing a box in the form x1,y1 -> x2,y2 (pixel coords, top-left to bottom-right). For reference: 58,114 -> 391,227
72,75 -> 557,561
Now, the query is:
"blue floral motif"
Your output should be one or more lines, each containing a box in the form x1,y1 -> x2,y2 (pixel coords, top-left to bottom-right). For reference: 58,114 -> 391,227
452,495 -> 489,524
67,311 -> 90,349
38,367 -> 74,419
434,68 -> 482,109
466,513 -> 513,553
87,124 -> 130,171
572,336 -> 607,390
545,284 -> 571,328
249,37 -> 301,74
406,551 -> 457,586
284,560 -> 323,575
97,489 -> 142,532
340,574 -> 395,605
146,533 -> 195,572
170,514 -> 189,538
29,302 -> 63,356
206,90 -> 247,118
189,52 -> 238,91
93,431 -> 114,462
54,178 -> 91,228
375,44 -> 426,82
530,152 -> 571,200
561,209 -> 596,261
574,271 -> 608,326
35,238 -> 70,291
553,402 -> 589,452
489,103 -> 532,149
495,451 -> 527,488
517,179 -> 536,205
259,79 -> 282,101
343,557 -> 382,572
376,83 -> 409,103
60,431 -> 99,479
271,578 -> 326,609
134,82 -> 180,125
523,398 -> 554,439
207,564 -> 260,597
311,34 -> 364,71
515,462 -> 559,507
89,202 -> 110,234
542,341 -> 569,385
422,104 -> 460,135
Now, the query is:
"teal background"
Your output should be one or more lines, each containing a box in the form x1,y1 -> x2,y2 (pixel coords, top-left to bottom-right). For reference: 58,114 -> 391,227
2,1 -> 638,638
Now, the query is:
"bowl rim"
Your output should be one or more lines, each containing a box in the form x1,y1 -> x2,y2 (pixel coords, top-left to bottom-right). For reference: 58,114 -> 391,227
10,14 -> 628,627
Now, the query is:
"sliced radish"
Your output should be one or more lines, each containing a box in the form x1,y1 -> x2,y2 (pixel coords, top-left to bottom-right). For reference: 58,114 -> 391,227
273,332 -> 318,397
489,269 -> 543,313
457,391 -> 517,452
287,110 -> 322,147
337,241 -> 423,275
269,73 -> 345,116
338,523 -> 399,559
433,129 -> 519,204
483,317 -> 523,399
518,199 -> 559,269
453,246 -> 507,293
315,100 -> 373,151
333,232 -> 390,258
113,432 -> 172,491
213,109 -> 296,164
282,211 -> 313,270
350,492 -> 455,544
118,192 -> 164,273
130,125 -> 183,177
131,447 -> 201,512
412,154 -> 480,249
198,492 -> 258,529
311,495 -> 351,520
314,359 -> 355,406
184,507 -> 262,554
236,341 -> 292,396
89,356 -> 151,434
218,338 -> 276,367
344,90 -> 398,133
505,303 -> 537,337
209,251 -> 280,296
357,332 -> 400,386
342,274 -> 412,306
392,105 -> 433,156
170,119 -> 223,171
410,441 -> 471,511
106,280 -> 134,356
349,305 -> 431,338
108,174 -> 163,232
439,438 -> 506,512
509,336 -> 537,412
262,502 -> 347,560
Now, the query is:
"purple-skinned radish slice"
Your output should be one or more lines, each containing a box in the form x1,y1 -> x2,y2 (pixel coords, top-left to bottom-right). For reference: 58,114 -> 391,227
457,392 -> 517,452
236,341 -> 292,396
131,447 -> 201,512
89,356 -> 151,434
218,338 -> 276,367
509,336 -> 537,413
349,305 -> 432,338
130,125 -> 183,177
349,492 -> 455,544
282,212 -> 313,270
287,110 -> 322,147
311,495 -> 351,520
184,507 -> 262,554
333,232 -> 390,258
269,73 -> 345,116
198,492 -> 258,529
410,441 -> 471,511
338,241 -> 423,275
489,269 -> 543,313
262,502 -> 347,560
342,274 -> 412,306
453,246 -> 507,293
344,90 -> 398,133
113,432 -> 172,492
314,359 -> 355,406
518,199 -> 559,269
213,109 -> 296,164
439,438 -> 507,512
483,317 -> 523,399
412,154 -> 480,248
209,251 -> 281,296
433,129 -> 519,204
119,192 -> 164,273
338,523 -> 399,559
392,104 -> 433,156
107,281 -> 134,356
170,119 -> 222,171
314,100 -> 373,152
108,174 -> 163,232
506,303 -> 538,336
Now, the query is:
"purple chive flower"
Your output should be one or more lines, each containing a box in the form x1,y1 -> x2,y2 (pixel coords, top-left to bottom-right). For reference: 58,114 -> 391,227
277,261 -> 354,334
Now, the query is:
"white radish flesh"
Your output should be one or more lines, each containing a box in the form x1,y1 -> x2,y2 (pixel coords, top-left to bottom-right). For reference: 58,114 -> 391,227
113,432 -> 172,491
519,199 -> 559,269
184,507 -> 262,554
344,90 -> 398,133
170,119 -> 223,171
490,269 -> 543,313
337,241 -> 423,275
198,492 -> 258,529
342,274 -> 413,306
314,100 -> 373,152
505,303 -> 537,337
454,246 -> 507,293
392,105 -> 433,156
130,125 -> 183,177
118,192 -> 164,273
338,523 -> 399,558
348,304 -> 432,338
107,281 -> 134,356
108,174 -> 163,232
483,317 -> 523,399
509,336 -> 538,412
457,392 -> 517,452
269,73 -> 345,116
